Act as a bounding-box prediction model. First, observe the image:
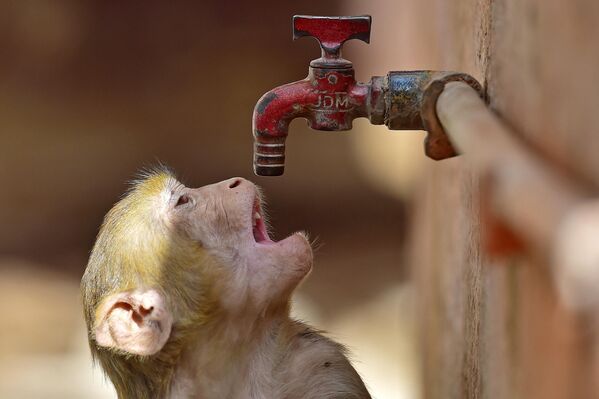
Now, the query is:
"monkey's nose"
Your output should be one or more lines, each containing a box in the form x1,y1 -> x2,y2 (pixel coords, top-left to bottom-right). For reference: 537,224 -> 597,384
226,178 -> 245,189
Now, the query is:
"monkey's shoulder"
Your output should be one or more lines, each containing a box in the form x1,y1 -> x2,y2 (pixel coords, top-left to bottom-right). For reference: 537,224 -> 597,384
274,321 -> 371,399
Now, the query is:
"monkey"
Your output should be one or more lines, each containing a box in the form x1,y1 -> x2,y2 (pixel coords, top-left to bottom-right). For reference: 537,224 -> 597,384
81,166 -> 371,399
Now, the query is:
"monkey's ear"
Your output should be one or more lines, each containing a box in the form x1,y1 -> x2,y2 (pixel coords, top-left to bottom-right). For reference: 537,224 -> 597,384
94,289 -> 173,356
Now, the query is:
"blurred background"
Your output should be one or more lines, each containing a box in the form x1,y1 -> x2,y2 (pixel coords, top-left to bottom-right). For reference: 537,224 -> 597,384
0,1 -> 433,398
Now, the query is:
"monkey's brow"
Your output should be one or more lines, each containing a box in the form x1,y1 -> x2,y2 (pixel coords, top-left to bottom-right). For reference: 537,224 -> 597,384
170,180 -> 186,193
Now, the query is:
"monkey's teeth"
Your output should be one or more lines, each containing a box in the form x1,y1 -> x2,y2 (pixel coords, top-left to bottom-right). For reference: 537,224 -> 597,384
254,212 -> 261,220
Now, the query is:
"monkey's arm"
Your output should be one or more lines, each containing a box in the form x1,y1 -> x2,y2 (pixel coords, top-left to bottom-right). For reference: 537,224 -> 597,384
275,323 -> 372,399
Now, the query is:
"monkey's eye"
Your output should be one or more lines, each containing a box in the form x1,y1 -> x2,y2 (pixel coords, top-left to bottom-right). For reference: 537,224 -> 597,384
175,194 -> 191,208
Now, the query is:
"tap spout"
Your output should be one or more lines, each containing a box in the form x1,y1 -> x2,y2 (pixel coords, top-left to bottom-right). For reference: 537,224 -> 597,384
253,79 -> 314,176
253,67 -> 371,176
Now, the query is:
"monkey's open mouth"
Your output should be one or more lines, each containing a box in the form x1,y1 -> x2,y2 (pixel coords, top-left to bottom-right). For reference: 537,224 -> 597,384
252,197 -> 272,244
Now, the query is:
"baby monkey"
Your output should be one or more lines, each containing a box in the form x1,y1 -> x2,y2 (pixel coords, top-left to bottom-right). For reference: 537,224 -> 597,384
81,167 -> 371,399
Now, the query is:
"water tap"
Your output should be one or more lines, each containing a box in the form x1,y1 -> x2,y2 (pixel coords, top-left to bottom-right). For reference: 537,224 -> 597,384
252,15 -> 483,176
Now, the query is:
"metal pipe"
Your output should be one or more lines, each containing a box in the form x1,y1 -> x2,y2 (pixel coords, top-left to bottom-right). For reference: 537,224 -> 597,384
252,15 -> 483,176
437,81 -> 599,311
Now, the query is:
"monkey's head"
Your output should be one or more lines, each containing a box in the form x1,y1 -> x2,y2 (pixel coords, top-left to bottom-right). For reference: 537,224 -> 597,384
81,167 -> 312,394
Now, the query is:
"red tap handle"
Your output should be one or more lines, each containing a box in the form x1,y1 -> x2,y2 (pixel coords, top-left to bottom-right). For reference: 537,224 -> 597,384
293,15 -> 371,60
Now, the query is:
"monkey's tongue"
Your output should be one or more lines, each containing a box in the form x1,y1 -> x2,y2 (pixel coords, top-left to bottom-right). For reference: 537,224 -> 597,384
252,204 -> 273,244
253,217 -> 272,243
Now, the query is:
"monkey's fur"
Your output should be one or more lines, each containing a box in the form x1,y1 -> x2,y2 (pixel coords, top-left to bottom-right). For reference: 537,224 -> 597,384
81,167 -> 371,399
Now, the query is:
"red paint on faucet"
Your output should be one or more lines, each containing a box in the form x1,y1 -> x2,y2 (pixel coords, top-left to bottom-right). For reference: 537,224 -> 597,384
253,16 -> 372,176
293,15 -> 371,63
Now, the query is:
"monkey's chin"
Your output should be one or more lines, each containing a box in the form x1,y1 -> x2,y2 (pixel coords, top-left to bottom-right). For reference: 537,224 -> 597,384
250,228 -> 309,251
238,230 -> 312,305
263,231 -> 312,271
270,231 -> 310,248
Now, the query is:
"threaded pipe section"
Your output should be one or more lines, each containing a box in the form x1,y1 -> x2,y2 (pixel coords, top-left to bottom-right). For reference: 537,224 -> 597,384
253,139 -> 286,176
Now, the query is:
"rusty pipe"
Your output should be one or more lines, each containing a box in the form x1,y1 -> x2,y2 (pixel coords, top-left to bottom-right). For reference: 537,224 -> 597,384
438,81 -> 599,310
